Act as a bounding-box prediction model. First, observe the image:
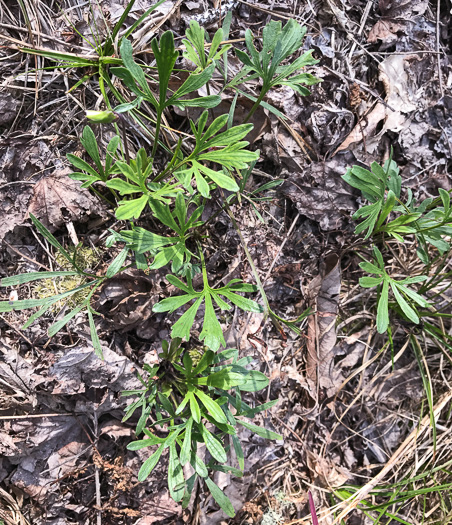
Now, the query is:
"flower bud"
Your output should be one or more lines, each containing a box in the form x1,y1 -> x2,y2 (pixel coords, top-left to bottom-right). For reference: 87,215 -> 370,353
86,110 -> 117,124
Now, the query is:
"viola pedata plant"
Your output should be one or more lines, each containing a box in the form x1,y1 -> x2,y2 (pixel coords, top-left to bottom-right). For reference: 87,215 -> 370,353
344,154 -> 452,334
123,338 -> 280,515
1,14 -> 320,516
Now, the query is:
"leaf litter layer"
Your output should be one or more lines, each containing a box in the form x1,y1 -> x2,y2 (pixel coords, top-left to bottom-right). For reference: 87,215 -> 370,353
0,0 -> 452,524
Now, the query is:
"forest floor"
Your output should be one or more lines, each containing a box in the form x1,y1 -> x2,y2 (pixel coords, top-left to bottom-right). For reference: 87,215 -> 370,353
1,0 -> 452,524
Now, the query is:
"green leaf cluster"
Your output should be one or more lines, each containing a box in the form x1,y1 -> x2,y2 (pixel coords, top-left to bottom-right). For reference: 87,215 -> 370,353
67,126 -> 120,188
124,339 -> 281,517
111,35 -> 220,117
233,19 -> 321,120
183,20 -> 231,72
359,247 -> 430,333
344,157 -> 452,258
153,260 -> 263,351
176,111 -> 259,197
2,17 -> 321,518
343,158 -> 403,239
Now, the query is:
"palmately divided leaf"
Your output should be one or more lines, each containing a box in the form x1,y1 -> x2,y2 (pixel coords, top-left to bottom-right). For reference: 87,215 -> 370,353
153,294 -> 198,314
171,297 -> 204,341
106,179 -> 141,195
196,163 -> 239,193
120,227 -> 176,254
235,19 -> 318,97
169,64 -> 216,103
200,123 -> 254,151
220,291 -> 263,313
198,143 -> 259,170
115,195 -> 149,220
200,293 -> 226,351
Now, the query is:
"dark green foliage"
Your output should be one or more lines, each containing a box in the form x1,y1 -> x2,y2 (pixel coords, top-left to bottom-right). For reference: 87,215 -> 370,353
344,156 -> 451,333
1,16 -> 323,517
124,339 -> 281,516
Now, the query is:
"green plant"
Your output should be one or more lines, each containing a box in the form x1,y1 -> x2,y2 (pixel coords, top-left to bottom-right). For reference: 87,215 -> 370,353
123,339 -> 281,515
232,19 -> 321,122
358,246 -> 430,333
67,125 -> 120,188
341,156 -> 452,524
343,156 -> 452,333
332,462 -> 452,525
344,155 -> 452,256
1,14 -> 320,517
183,20 -> 231,73
153,248 -> 262,351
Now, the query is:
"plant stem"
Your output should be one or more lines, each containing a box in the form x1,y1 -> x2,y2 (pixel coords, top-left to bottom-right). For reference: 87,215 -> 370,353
121,118 -> 130,163
89,185 -> 116,207
243,89 -> 266,123
151,108 -> 163,159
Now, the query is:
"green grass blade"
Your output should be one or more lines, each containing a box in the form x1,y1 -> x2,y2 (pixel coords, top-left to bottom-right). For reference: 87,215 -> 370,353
1,271 -> 78,286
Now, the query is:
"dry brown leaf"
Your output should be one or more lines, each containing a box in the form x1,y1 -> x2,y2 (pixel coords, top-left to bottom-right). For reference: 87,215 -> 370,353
305,254 -> 342,399
379,55 -> 417,113
282,158 -> 358,231
335,102 -> 386,153
368,20 -> 406,44
377,0 -> 428,19
337,55 -> 418,154
306,449 -> 351,488
27,168 -> 101,231
368,0 -> 428,43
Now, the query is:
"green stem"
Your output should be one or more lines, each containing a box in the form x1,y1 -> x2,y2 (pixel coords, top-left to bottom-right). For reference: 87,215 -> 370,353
243,89 -> 267,123
89,185 -> 116,207
198,243 -> 209,287
121,118 -> 130,163
152,156 -> 192,184
151,108 -> 163,159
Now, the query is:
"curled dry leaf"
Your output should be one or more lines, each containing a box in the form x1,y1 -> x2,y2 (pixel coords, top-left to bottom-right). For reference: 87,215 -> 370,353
27,168 -> 103,231
282,158 -> 357,231
305,254 -> 342,399
336,55 -> 418,155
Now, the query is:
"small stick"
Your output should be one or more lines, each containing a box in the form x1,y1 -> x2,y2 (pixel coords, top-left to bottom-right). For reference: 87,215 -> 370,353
3,240 -> 51,271
93,409 -> 102,525
263,213 -> 300,283
436,0 -> 444,97
348,1 -> 373,59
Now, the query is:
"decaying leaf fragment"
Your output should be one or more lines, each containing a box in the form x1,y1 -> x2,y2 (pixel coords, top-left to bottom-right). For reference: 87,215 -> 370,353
27,168 -> 102,231
305,254 -> 342,399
